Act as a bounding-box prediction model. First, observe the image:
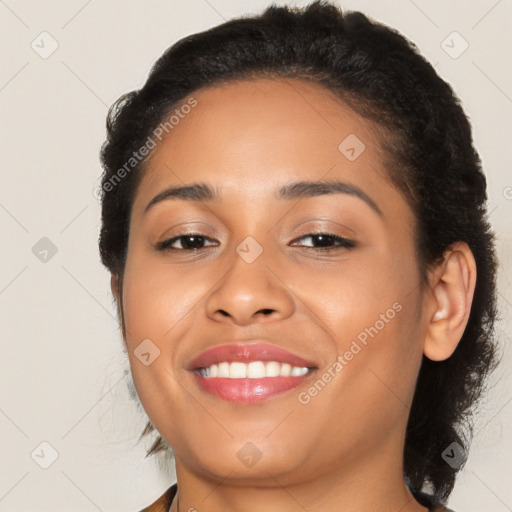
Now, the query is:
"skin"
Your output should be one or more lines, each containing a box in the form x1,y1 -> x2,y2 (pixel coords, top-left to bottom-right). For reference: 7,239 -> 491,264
111,78 -> 476,512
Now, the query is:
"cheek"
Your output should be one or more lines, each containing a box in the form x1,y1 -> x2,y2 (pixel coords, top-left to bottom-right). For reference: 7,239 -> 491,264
321,243 -> 418,339
305,298 -> 423,451
120,258 -> 196,405
120,258 -> 195,439
319,244 -> 423,405
122,257 -> 199,346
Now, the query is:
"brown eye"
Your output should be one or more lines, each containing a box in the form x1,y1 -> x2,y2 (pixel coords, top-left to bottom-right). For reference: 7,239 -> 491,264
290,233 -> 356,251
157,233 -> 217,251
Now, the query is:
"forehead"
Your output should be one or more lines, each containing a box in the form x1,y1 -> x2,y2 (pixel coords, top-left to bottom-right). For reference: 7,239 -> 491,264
132,78 -> 410,224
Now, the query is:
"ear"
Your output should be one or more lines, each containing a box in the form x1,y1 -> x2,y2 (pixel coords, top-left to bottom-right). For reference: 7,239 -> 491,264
423,242 -> 477,361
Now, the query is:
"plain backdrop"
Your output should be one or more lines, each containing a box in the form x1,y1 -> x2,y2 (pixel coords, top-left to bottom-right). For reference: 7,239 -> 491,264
0,0 -> 511,511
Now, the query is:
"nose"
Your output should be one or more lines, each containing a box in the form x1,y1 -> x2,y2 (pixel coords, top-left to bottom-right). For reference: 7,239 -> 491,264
204,249 -> 295,326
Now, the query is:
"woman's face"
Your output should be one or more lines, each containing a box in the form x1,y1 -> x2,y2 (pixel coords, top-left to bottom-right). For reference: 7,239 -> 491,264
120,78 -> 428,485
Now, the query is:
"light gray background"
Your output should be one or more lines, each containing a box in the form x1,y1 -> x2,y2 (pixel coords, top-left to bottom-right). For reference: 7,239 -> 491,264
0,1 -> 511,511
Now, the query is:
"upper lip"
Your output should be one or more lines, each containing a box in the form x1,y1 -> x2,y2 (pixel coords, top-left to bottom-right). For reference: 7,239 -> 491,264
187,342 -> 318,370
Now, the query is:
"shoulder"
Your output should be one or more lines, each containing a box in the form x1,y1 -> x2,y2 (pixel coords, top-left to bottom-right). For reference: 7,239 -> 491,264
138,483 -> 177,512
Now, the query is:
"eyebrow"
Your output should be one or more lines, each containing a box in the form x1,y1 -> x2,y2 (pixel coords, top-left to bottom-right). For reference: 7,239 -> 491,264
144,179 -> 383,217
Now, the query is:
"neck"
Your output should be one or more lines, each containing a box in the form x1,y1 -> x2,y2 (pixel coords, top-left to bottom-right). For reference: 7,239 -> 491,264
169,436 -> 429,512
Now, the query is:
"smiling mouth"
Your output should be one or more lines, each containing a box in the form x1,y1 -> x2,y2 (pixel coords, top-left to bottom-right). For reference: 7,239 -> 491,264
194,360 -> 315,378
191,361 -> 318,404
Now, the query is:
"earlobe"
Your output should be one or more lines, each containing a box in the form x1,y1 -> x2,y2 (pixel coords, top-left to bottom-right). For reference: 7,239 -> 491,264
423,242 -> 477,362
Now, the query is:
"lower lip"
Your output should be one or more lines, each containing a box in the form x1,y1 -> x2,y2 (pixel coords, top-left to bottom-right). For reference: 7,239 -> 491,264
191,371 -> 315,404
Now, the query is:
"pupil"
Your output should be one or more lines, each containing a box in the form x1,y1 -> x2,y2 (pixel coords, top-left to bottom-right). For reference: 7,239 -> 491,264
315,234 -> 333,247
184,235 -> 203,249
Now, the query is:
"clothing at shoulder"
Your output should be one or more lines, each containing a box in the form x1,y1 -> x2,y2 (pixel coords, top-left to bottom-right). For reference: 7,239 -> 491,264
139,483 -> 177,512
138,484 -> 456,512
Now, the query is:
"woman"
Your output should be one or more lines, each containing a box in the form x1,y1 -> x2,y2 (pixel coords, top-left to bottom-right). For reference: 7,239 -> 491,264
98,2 -> 499,511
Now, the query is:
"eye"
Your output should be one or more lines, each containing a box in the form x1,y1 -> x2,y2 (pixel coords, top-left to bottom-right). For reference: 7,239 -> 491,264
156,232 -> 355,253
290,233 -> 356,251
156,233 -> 217,251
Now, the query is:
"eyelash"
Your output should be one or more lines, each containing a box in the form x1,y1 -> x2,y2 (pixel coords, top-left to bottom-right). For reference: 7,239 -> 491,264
156,232 -> 356,253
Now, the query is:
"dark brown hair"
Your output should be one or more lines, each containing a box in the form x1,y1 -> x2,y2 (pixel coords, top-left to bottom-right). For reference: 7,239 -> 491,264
98,1 -> 499,504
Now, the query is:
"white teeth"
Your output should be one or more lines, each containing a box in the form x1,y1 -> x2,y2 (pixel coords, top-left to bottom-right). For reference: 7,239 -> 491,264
280,363 -> 292,377
230,362 -> 247,378
247,361 -> 266,378
266,361 -> 282,377
198,361 -> 311,378
291,366 -> 308,376
218,362 -> 230,377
